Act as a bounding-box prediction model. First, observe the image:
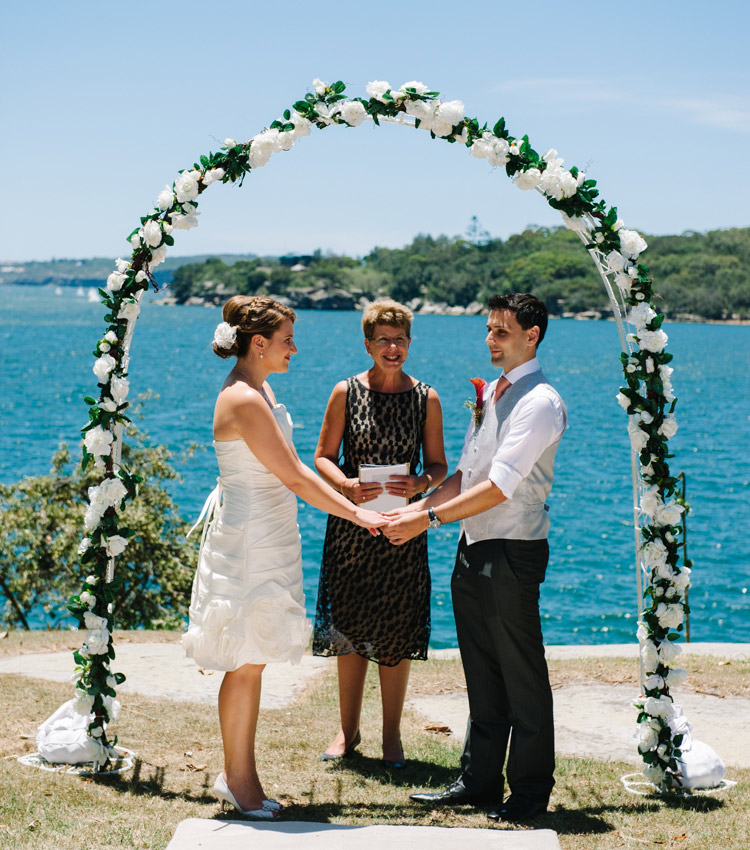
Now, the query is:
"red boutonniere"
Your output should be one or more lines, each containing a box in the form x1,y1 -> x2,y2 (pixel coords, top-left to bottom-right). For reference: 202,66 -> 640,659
465,378 -> 487,427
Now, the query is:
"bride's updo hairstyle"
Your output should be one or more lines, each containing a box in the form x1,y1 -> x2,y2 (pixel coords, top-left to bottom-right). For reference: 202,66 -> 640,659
213,295 -> 296,359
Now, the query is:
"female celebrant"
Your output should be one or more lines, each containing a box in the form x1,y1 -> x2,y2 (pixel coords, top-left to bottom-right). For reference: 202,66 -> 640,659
182,295 -> 388,819
313,299 -> 447,767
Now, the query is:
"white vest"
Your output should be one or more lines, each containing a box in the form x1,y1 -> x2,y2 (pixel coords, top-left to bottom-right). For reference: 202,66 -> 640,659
460,370 -> 563,543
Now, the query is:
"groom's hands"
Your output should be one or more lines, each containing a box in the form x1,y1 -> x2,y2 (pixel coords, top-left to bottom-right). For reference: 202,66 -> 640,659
382,506 -> 429,546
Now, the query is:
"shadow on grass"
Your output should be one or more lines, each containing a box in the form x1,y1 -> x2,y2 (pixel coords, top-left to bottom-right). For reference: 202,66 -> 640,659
95,757 -> 215,806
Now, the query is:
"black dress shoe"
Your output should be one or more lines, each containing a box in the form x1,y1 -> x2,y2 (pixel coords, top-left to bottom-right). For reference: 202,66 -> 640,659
410,781 -> 491,806
487,795 -> 547,822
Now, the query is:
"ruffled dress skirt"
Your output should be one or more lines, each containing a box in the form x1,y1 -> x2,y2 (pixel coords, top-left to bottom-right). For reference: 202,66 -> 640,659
182,408 -> 311,671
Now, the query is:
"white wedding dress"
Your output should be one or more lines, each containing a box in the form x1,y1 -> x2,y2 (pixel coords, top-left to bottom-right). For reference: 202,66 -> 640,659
182,404 -> 311,671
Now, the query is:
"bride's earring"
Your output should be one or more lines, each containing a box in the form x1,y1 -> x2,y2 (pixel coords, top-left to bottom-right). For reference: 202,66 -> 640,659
259,350 -> 263,359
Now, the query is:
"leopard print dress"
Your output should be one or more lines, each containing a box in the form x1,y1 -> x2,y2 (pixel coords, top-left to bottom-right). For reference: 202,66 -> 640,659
312,376 -> 431,666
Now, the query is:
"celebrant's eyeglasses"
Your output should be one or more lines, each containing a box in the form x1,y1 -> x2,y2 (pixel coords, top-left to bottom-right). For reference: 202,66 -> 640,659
368,336 -> 410,348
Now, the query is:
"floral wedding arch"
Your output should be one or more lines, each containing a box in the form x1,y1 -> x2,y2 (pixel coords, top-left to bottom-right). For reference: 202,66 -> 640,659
66,79 -> 689,787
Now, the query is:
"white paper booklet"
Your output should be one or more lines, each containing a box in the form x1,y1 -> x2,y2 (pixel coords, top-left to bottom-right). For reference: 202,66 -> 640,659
359,462 -> 409,512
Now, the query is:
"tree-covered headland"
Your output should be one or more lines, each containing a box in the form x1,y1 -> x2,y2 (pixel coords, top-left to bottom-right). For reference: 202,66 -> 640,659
168,225 -> 750,320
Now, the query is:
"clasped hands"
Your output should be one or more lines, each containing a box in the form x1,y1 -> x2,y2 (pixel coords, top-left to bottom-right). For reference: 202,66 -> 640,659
343,474 -> 429,545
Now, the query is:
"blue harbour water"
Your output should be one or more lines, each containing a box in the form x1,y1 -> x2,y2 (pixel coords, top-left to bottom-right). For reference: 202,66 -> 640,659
1,285 -> 748,645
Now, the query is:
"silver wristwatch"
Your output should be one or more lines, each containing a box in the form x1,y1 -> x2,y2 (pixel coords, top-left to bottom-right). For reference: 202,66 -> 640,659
427,508 -> 442,529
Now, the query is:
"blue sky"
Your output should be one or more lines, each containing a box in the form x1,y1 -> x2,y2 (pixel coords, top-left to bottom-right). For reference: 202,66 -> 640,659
1,0 -> 748,261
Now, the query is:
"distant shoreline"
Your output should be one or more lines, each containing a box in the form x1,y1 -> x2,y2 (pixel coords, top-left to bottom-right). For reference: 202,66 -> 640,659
5,281 -> 749,325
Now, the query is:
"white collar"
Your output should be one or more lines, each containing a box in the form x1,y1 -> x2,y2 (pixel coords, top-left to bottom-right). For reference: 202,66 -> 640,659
502,356 -> 541,385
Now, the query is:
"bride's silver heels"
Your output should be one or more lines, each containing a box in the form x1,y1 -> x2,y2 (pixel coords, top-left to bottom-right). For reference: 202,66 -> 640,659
213,774 -> 278,819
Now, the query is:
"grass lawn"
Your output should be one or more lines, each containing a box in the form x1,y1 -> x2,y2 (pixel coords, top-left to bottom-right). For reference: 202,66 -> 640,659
0,633 -> 747,849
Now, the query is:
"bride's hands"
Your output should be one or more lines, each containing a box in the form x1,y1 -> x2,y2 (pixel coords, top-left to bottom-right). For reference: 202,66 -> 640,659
353,507 -> 392,536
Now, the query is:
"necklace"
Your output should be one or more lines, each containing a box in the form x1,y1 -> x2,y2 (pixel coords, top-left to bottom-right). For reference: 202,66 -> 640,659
233,367 -> 274,409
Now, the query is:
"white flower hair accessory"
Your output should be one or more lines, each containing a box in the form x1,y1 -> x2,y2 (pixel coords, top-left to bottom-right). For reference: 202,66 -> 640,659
213,321 -> 237,349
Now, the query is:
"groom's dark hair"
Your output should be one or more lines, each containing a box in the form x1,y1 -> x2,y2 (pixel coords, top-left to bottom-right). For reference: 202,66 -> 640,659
487,292 -> 548,346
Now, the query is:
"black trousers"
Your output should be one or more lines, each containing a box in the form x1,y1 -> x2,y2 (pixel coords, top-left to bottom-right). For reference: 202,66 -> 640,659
451,534 -> 555,804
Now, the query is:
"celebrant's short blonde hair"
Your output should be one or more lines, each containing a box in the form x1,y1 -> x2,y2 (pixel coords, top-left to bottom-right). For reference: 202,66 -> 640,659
361,299 -> 413,339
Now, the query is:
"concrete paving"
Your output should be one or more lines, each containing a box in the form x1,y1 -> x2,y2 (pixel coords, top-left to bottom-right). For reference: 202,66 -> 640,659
165,819 -> 562,850
0,642 -> 329,709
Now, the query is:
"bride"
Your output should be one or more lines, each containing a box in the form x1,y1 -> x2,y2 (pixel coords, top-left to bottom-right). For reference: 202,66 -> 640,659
182,295 -> 388,819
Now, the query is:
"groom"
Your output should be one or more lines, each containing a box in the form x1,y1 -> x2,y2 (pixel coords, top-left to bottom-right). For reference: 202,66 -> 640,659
383,292 -> 566,822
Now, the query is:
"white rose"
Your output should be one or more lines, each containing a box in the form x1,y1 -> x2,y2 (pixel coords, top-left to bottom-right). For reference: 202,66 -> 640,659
248,131 -> 279,168
540,165 -> 564,200
673,568 -> 691,593
93,354 -> 116,382
659,414 -> 678,439
99,342 -> 111,353
639,410 -> 654,425
312,77 -> 327,95
150,244 -> 168,267
110,376 -> 129,406
213,321 -> 237,349
436,99 -> 464,128
170,210 -> 200,230
645,674 -> 665,691
202,167 -> 225,186
637,328 -> 668,353
157,186 -> 174,210
513,168 -> 542,191
487,137 -> 510,167
135,270 -> 147,283
79,590 -> 96,609
143,219 -> 163,248
656,602 -> 684,630
628,418 -> 649,452
101,477 -> 128,506
84,425 -> 113,458
104,330 -> 117,344
614,272 -> 632,294
289,111 -> 312,140
606,250 -> 627,273
175,170 -> 201,203
641,539 -> 668,570
224,137 -> 236,149
118,299 -> 141,322
654,561 -> 676,581
99,399 -> 117,413
644,695 -> 674,718
636,621 -> 648,642
103,535 -> 128,557
558,170 -> 579,198
470,137 -> 492,160
338,100 -> 367,127
666,667 -> 688,686
84,611 -> 108,631
641,640 -> 660,672
86,574 -> 99,585
643,764 -> 665,786
640,484 -> 661,518
404,98 -> 435,128
84,627 -> 110,656
655,501 -> 684,527
645,357 -> 655,373
399,80 -> 428,95
365,80 -> 391,102
78,537 -> 91,556
658,639 -> 682,664
73,691 -> 95,715
84,501 -> 105,532
130,230 -> 143,249
627,303 -> 656,330
659,364 -> 675,402
509,140 -> 520,155
620,228 -> 648,259
638,724 -> 659,752
616,391 -> 630,411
